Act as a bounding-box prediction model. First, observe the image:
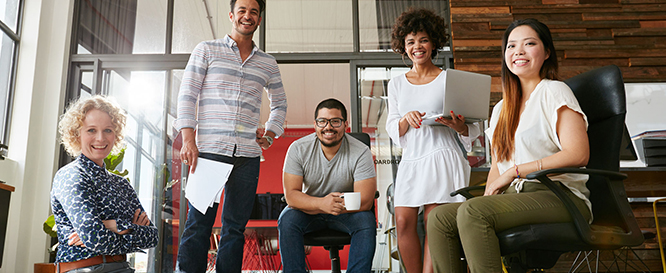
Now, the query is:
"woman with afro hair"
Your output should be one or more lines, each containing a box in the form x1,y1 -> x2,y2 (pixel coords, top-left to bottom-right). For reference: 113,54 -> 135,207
386,8 -> 481,273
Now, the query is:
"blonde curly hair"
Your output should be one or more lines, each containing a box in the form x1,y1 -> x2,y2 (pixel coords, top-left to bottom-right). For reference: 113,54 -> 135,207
58,95 -> 127,157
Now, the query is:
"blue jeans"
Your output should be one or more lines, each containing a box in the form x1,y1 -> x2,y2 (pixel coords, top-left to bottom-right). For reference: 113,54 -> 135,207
278,207 -> 376,273
175,153 -> 260,273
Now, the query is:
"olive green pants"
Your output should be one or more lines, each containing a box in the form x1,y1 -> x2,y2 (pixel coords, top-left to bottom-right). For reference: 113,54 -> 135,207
427,182 -> 591,273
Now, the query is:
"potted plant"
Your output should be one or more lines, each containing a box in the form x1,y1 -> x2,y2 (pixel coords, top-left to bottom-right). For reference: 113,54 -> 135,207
35,149 -> 128,273
34,216 -> 57,273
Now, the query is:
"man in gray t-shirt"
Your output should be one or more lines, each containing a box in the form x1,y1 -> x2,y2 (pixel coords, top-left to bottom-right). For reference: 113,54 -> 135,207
278,98 -> 377,273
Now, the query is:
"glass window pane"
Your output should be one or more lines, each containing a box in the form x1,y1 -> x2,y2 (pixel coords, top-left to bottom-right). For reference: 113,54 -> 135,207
625,83 -> 666,137
265,0 -> 352,53
254,64 -> 352,267
105,70 -> 167,272
358,67 -> 404,233
623,83 -> 666,167
172,0 -> 261,54
77,0 -> 167,54
359,0 -> 450,52
261,63 -> 351,127
79,71 -> 93,97
0,0 -> 20,32
0,31 -> 15,144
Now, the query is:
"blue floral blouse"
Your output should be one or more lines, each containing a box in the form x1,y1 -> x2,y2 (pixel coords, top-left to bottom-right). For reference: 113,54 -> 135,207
50,154 -> 159,263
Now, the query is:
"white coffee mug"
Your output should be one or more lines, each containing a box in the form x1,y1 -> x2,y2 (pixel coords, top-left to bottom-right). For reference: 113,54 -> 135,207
342,192 -> 361,211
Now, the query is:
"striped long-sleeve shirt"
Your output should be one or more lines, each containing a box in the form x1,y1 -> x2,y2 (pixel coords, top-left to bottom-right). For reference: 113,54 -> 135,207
174,35 -> 287,158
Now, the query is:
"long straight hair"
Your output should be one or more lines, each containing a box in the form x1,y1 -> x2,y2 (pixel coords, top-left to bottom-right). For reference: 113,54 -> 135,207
493,19 -> 559,162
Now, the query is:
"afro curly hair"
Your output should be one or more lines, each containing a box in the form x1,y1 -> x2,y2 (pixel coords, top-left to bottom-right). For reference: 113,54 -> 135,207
391,8 -> 448,59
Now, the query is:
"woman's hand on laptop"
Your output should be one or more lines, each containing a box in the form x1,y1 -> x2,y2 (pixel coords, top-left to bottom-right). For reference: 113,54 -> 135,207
400,111 -> 426,129
436,111 -> 469,135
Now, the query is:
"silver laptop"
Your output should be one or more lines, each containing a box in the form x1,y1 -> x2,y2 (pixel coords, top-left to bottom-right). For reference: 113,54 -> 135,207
422,69 -> 491,125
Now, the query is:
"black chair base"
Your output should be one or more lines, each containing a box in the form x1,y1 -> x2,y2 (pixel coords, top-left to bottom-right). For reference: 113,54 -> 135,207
504,250 -> 562,273
303,229 -> 351,273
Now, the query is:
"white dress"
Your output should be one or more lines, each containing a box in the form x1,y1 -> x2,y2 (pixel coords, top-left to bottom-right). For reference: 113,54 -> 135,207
386,71 -> 481,207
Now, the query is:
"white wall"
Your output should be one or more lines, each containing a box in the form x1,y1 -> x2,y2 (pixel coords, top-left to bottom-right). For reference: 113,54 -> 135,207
0,0 -> 73,272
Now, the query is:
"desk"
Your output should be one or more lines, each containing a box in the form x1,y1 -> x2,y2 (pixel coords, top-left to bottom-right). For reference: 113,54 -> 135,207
246,220 -> 279,243
0,183 -> 15,268
621,167 -> 666,197
244,221 -> 280,272
210,220 -> 280,272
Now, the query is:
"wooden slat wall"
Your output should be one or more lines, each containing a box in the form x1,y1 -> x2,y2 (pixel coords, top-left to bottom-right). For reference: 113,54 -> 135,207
449,0 -> 666,104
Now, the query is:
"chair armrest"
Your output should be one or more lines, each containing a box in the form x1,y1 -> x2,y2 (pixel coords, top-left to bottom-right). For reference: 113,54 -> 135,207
525,167 -> 627,180
450,185 -> 487,199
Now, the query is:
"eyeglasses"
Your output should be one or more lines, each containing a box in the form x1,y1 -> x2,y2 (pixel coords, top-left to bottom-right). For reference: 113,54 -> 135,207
315,118 -> 345,128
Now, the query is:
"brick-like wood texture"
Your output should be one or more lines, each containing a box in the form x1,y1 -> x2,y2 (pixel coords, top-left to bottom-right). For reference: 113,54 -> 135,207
449,0 -> 666,108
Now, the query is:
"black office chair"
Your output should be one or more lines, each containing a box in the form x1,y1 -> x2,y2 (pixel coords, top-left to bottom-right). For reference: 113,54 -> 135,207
451,65 -> 644,272
301,132 -> 377,273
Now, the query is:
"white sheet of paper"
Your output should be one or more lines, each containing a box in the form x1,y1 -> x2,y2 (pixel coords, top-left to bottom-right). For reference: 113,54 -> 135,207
184,157 -> 233,214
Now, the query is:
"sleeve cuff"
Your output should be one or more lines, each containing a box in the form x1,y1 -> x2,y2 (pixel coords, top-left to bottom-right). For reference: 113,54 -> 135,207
264,124 -> 284,138
174,119 -> 197,132
458,123 -> 481,152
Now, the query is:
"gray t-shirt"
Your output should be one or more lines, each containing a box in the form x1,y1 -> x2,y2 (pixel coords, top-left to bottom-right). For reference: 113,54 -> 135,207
283,133 -> 376,197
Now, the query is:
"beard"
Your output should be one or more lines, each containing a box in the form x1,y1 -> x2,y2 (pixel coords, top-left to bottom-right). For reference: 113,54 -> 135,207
318,130 -> 343,148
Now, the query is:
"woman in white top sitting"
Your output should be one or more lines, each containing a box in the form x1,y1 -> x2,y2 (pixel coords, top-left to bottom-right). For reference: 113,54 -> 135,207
426,18 -> 592,273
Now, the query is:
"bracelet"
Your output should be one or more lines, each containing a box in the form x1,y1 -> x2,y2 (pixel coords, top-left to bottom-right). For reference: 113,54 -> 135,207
263,135 -> 274,146
515,164 -> 521,179
537,159 -> 543,171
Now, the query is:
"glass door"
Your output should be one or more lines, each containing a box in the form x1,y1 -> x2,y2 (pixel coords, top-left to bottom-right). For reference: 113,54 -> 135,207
101,69 -> 172,273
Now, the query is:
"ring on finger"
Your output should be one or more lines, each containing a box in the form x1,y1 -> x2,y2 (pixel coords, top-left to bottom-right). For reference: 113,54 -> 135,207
183,159 -> 189,164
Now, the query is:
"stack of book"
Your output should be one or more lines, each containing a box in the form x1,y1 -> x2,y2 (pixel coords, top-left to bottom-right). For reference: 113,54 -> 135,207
633,130 -> 666,166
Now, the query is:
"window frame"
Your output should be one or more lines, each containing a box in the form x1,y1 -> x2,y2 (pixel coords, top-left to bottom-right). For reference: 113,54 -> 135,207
0,0 -> 23,148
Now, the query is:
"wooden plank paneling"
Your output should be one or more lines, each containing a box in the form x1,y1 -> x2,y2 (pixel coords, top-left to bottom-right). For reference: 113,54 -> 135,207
513,13 -> 583,22
615,36 -> 666,46
453,39 -> 503,47
452,22 -> 491,32
583,12 -> 666,20
560,58 -> 630,66
614,28 -> 666,36
565,48 -> 666,58
579,0 -> 621,4
450,6 -> 511,14
630,57 -> 666,66
512,4 -> 623,14
452,0 -> 541,6
640,20 -> 666,27
450,0 -> 666,87
622,0 -> 666,4
543,0 -> 579,4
